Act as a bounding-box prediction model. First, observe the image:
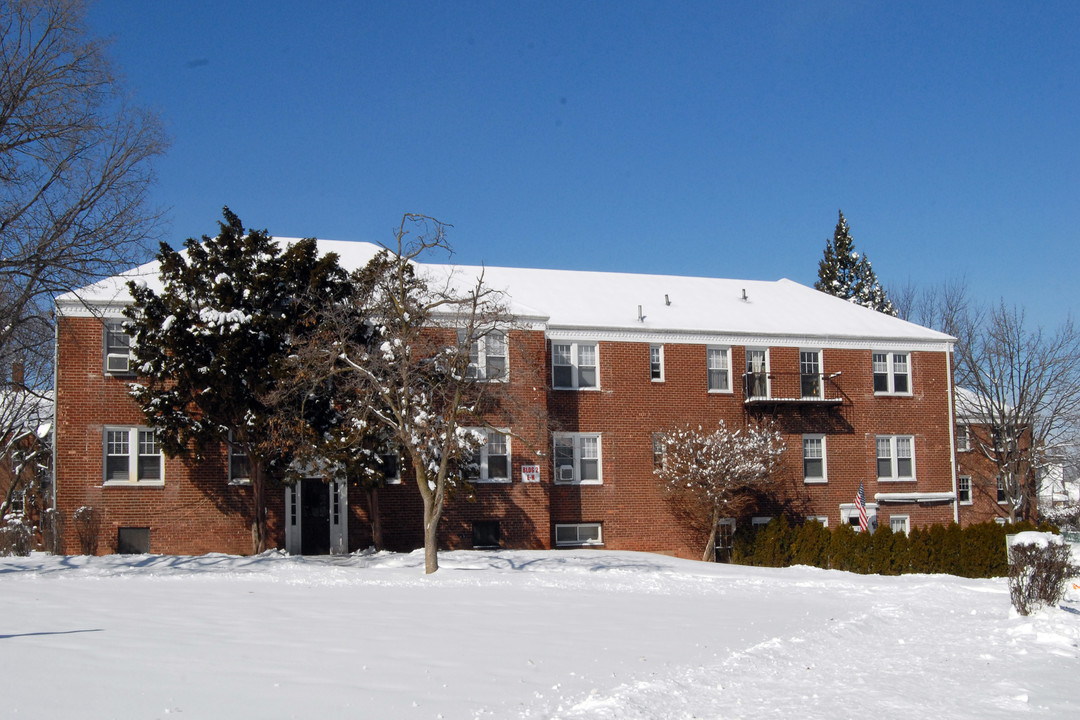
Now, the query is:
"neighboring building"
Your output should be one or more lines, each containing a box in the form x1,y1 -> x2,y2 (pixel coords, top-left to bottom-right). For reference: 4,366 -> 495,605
54,240 -> 960,558
0,385 -> 54,551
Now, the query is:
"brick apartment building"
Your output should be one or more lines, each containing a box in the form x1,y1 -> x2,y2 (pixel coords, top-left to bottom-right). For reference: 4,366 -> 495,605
54,240 -> 963,558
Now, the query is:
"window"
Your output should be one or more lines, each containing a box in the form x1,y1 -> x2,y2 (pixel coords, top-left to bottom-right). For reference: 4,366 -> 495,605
553,433 -> 601,484
460,329 -> 507,381
104,321 -> 133,374
752,516 -> 773,528
876,435 -> 915,481
995,517 -> 1008,526
472,520 -> 501,548
649,344 -> 664,381
800,350 -> 822,398
117,527 -> 150,554
227,432 -> 250,485
997,477 -> 1007,503
956,424 -> 970,452
104,428 -> 163,484
378,451 -> 401,485
715,518 -> 736,562
840,503 -> 878,532
873,352 -> 911,394
552,341 -> 597,389
958,476 -> 972,504
463,429 -> 511,482
890,515 -> 910,536
706,347 -> 730,392
555,523 -> 602,546
807,515 -> 829,527
745,348 -> 769,398
803,435 -> 827,483
651,432 -> 665,469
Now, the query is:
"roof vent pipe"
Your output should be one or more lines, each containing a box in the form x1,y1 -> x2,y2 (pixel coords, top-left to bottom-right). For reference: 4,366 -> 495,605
637,304 -> 644,322
665,294 -> 671,306
741,288 -> 748,301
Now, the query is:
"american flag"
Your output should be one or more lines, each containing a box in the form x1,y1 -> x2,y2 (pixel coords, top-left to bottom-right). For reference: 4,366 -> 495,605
855,482 -> 869,532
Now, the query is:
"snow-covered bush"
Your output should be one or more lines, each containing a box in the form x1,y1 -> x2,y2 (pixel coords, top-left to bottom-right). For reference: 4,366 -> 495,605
0,514 -> 33,556
1007,533 -> 1079,616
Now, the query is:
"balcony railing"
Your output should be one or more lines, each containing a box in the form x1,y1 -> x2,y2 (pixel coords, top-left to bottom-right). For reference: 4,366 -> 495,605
742,371 -> 844,405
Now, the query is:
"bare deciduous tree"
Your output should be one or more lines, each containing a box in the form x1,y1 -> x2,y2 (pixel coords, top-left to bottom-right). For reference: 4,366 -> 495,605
1,0 -> 165,513
655,420 -> 785,562
286,215 -> 516,573
957,305 -> 1080,522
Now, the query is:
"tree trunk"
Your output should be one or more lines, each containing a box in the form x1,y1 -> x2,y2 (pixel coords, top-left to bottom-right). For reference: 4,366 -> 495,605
251,462 -> 267,554
701,507 -> 721,563
423,495 -> 442,574
366,486 -> 383,551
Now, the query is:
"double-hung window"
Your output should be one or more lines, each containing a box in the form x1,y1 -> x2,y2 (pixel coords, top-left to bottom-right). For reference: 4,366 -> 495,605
104,427 -> 163,484
462,429 -> 511,482
890,515 -> 910,535
228,432 -> 251,485
104,321 -> 133,374
873,352 -> 910,394
553,433 -> 601,484
378,450 -> 402,485
876,435 -> 915,481
803,435 -> 827,483
460,330 -> 507,381
552,341 -> 598,389
957,476 -> 972,504
955,424 -> 970,452
800,350 -> 822,398
706,347 -> 730,392
649,344 -> 664,382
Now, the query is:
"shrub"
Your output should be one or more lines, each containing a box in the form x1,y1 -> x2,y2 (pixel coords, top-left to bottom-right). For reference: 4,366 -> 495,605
751,516 -> 794,567
73,506 -> 101,555
790,519 -> 830,568
0,514 -> 33,556
1007,539 -> 1079,616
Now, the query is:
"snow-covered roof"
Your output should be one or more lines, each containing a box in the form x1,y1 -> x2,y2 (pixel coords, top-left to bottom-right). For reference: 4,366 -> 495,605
57,237 -> 954,350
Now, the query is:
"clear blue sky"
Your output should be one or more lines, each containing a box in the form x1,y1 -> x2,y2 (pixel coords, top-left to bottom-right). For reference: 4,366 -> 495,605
87,1 -> 1078,329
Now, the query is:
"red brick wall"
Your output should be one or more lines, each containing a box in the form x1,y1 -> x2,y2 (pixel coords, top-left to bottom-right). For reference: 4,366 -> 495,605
55,312 -> 958,558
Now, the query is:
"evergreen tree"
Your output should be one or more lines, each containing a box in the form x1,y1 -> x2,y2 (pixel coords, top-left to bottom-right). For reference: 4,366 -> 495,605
125,208 -> 348,553
815,210 -> 896,316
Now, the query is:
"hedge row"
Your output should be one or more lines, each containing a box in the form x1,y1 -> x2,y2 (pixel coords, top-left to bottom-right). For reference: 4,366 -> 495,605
730,517 -> 1056,578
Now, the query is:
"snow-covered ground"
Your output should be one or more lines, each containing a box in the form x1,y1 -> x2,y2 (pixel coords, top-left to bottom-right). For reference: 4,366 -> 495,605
3,549 -> 1078,719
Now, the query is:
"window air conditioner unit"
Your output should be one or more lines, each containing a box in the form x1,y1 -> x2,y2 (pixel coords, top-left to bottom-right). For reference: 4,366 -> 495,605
107,354 -> 131,373
558,465 -> 575,482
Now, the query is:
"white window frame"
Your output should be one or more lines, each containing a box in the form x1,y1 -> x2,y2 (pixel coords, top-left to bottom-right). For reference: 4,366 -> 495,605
104,321 -> 134,375
460,329 -> 508,382
104,427 -> 164,486
890,515 -> 910,535
956,423 -> 971,453
799,349 -> 823,399
802,434 -> 827,483
807,515 -> 829,527
706,346 -> 731,393
957,475 -> 972,505
555,522 -> 603,546
876,435 -> 916,481
873,351 -> 911,395
752,516 -> 773,528
649,344 -> 664,382
553,432 -> 602,485
839,502 -> 878,532
227,431 -> 251,486
463,429 -> 512,483
745,347 -> 770,398
552,341 -> 599,390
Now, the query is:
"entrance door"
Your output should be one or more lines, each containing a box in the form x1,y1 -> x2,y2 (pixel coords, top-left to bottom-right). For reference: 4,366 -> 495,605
284,479 -> 348,555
